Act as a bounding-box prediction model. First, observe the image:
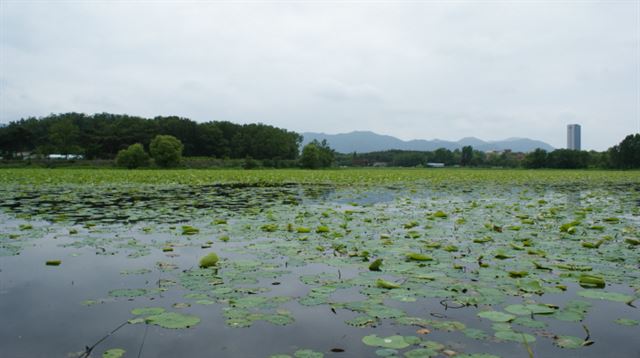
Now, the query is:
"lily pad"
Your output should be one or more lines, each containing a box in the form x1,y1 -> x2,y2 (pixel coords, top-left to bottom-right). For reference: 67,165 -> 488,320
109,288 -> 147,298
505,304 -> 555,315
362,335 -> 411,349
477,310 -> 515,322
494,330 -> 536,343
199,252 -> 219,268
376,278 -> 401,289
102,348 -> 125,358
146,312 -> 201,329
614,318 -> 639,326
131,307 -> 166,315
403,348 -> 438,357
577,290 -> 634,303
294,349 -> 324,358
554,335 -> 584,349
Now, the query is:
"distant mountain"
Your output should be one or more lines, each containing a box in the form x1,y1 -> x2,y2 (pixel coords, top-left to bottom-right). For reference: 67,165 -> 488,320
301,131 -> 554,153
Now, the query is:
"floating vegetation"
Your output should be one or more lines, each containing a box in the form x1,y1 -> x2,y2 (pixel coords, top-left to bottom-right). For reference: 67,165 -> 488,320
362,335 -> 411,349
406,252 -> 433,262
102,348 -> 126,358
108,289 -> 147,298
577,290 -> 634,303
181,226 -> 200,235
614,318 -> 639,326
376,278 -> 401,289
145,312 -> 201,329
369,258 -> 383,271
477,311 -> 515,322
131,307 -> 165,315
199,252 -> 219,268
0,169 -> 639,357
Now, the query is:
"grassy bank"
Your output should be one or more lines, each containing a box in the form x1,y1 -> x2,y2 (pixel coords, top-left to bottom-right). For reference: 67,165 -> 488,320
0,167 -> 638,186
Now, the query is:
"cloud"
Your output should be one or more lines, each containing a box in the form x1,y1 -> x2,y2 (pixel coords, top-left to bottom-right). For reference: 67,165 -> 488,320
314,79 -> 383,102
0,1 -> 637,150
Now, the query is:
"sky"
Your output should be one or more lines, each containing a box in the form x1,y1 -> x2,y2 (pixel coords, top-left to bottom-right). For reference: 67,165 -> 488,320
1,1 -> 639,151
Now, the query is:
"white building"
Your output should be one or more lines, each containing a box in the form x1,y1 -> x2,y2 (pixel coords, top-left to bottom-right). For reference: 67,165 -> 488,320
47,154 -> 84,160
567,124 -> 581,150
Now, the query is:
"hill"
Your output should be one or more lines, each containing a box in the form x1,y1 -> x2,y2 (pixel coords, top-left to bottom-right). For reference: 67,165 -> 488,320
302,131 -> 554,153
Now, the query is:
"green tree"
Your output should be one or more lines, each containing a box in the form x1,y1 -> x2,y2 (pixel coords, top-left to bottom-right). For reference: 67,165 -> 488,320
300,142 -> 321,169
432,148 -> 454,165
460,146 -> 473,166
49,119 -> 80,155
150,135 -> 183,168
116,143 -> 149,169
608,133 -> 640,169
300,139 -> 334,169
523,148 -> 548,168
242,155 -> 259,169
547,149 -> 589,169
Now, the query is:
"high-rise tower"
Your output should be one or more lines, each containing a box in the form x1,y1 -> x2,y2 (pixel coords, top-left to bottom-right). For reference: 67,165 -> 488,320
567,124 -> 581,150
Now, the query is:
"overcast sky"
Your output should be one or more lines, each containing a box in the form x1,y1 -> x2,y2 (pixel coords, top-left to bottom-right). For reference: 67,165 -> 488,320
1,1 -> 638,150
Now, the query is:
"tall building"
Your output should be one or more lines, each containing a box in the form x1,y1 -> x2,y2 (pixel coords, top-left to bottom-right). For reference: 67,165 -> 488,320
567,124 -> 581,150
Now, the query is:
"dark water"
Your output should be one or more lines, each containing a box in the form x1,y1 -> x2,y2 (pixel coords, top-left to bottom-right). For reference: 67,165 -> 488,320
0,184 -> 639,358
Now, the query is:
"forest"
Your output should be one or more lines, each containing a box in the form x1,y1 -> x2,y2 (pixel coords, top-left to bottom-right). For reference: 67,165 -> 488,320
336,134 -> 639,170
0,112 -> 301,160
0,113 -> 638,169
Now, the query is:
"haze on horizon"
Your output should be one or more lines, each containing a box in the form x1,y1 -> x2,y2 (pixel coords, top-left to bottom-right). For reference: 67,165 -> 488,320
1,1 -> 638,151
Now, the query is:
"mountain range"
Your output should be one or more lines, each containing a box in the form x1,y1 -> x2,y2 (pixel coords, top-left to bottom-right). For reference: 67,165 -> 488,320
301,131 -> 554,153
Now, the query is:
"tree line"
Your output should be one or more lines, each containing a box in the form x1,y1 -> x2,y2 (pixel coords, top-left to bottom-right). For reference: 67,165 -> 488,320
0,112 -> 637,169
336,134 -> 640,169
0,112 -> 302,161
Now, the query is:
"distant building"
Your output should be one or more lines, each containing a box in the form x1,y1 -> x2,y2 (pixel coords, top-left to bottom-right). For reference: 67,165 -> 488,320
426,162 -> 445,168
47,154 -> 84,160
567,124 -> 581,150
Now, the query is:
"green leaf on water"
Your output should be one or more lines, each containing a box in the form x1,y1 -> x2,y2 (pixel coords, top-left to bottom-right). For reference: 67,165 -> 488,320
108,288 -> 147,298
375,349 -> 398,357
614,318 -> 639,326
131,307 -> 165,315
403,348 -> 438,357
376,278 -> 401,289
513,316 -> 547,328
508,271 -> 528,278
293,349 -> 324,358
146,312 -> 200,329
362,335 -> 411,349
477,310 -> 515,322
315,226 -> 330,233
102,348 -> 125,358
345,316 -> 377,327
577,290 -> 634,303
578,274 -> 605,288
517,279 -> 544,294
369,258 -> 383,271
406,252 -> 433,261
199,252 -> 219,268
553,335 -> 584,349
432,211 -> 448,218
560,221 -> 581,232
494,330 -> 536,343
505,304 -> 555,315
181,225 -> 199,235
463,328 -> 489,340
